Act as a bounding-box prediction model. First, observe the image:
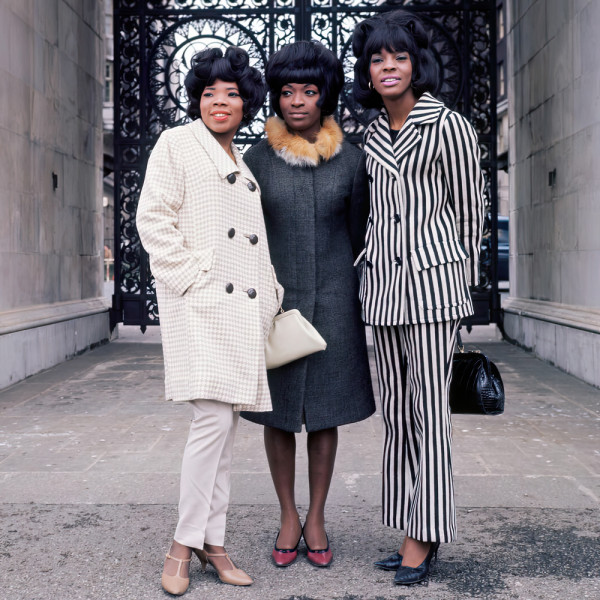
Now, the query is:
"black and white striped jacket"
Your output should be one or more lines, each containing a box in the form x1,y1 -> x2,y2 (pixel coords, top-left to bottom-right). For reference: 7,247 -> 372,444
356,92 -> 484,325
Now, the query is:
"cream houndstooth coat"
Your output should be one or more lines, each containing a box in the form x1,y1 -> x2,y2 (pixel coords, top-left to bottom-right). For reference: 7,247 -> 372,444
136,118 -> 283,411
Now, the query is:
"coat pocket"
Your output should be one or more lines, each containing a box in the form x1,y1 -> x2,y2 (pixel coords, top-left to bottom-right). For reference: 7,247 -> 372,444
411,238 -> 469,272
411,239 -> 470,309
185,248 -> 215,295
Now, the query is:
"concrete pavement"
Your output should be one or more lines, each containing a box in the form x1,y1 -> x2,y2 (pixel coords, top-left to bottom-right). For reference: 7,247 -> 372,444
0,325 -> 598,600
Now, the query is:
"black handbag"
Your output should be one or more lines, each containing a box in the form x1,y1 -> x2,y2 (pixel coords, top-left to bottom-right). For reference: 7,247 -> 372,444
449,332 -> 505,415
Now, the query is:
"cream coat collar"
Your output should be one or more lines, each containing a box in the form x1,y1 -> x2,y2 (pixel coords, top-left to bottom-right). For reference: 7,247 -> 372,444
264,116 -> 344,167
188,118 -> 257,186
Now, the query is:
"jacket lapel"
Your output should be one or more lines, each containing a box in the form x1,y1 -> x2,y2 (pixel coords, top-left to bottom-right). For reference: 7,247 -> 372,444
364,113 -> 399,178
189,118 -> 240,179
365,93 -> 445,172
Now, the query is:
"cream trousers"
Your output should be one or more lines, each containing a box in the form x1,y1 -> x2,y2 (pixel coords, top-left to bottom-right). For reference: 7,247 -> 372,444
174,399 -> 240,549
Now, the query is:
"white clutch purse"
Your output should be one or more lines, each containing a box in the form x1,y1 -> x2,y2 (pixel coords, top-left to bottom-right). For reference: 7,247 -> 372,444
265,309 -> 327,370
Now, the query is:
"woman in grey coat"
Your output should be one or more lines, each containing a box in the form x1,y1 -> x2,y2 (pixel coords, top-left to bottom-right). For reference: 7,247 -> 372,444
241,41 -> 375,568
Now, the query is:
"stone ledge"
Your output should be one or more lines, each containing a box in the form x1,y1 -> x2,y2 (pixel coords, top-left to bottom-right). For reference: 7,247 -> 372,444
502,297 -> 600,335
0,298 -> 110,336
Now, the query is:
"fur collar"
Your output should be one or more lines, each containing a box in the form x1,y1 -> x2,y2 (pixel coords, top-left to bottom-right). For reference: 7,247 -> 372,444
265,116 -> 343,167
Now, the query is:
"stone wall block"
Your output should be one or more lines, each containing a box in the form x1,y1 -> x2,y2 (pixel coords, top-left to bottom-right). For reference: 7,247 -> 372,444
514,115 -> 532,163
555,326 -> 598,385
531,249 -> 560,302
512,156 -> 532,210
0,73 -> 30,137
2,132 -> 33,197
577,191 -> 600,252
553,193 -> 579,252
31,90 -> 57,148
518,1 -> 546,66
578,0 -> 600,78
529,103 -> 548,155
0,4 -> 11,73
83,0 -> 103,34
529,150 -> 547,206
544,24 -> 572,100
532,202 -> 555,252
8,5 -> 32,89
76,17 -> 99,79
558,86 -> 574,141
16,193 -> 40,255
533,318 -> 557,365
513,249 -> 533,299
543,94 -> 562,147
33,0 -> 58,46
80,209 -> 99,256
80,255 -> 104,300
528,51 -> 547,111
511,0 -> 535,23
58,52 -> 77,117
61,154 -> 81,208
58,0 -> 78,58
546,0 -> 573,41
573,68 -> 600,134
560,250 -> 600,307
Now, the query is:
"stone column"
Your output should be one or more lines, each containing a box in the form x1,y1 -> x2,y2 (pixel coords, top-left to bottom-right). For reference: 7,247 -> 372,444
0,0 -> 108,389
505,0 -> 600,387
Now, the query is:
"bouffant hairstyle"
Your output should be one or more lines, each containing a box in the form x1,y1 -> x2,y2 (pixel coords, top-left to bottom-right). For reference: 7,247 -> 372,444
265,41 -> 344,119
184,46 -> 266,126
352,10 -> 439,109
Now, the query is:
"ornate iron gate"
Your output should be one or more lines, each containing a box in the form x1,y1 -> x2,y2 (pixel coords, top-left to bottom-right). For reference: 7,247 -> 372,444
112,0 -> 498,331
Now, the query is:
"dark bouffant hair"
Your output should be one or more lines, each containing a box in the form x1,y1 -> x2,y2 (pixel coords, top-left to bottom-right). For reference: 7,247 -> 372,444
185,46 -> 266,126
265,41 -> 344,119
352,10 -> 439,109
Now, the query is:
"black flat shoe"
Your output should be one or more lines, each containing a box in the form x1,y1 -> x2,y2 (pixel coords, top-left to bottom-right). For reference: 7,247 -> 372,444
394,542 -> 440,586
373,551 -> 403,571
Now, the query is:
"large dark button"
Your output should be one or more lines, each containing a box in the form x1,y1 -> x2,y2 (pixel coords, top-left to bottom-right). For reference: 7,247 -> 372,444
247,288 -> 257,299
225,283 -> 234,294
248,234 -> 258,245
366,260 -> 373,268
228,228 -> 236,238
394,257 -> 402,266
247,181 -> 256,192
393,214 -> 401,224
227,173 -> 236,184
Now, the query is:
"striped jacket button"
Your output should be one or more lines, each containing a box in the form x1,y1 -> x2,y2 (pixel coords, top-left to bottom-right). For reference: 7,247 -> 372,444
394,257 -> 402,266
227,173 -> 236,184
247,288 -> 257,299
366,260 -> 373,268
393,214 -> 401,224
225,283 -> 234,294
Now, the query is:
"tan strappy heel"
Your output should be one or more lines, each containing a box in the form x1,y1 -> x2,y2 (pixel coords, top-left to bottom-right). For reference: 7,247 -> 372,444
194,549 -> 253,586
161,552 -> 192,596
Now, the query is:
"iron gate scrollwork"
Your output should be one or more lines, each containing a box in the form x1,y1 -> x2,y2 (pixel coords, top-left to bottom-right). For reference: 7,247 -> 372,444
112,0 -> 498,331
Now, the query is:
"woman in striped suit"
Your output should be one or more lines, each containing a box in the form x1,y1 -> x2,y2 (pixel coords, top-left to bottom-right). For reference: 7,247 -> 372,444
352,11 -> 484,585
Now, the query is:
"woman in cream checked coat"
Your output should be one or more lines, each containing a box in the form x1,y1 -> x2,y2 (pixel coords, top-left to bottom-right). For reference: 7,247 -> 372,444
136,47 -> 282,596
352,11 -> 484,586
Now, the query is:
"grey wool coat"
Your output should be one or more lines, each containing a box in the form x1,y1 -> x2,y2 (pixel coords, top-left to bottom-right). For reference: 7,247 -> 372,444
136,118 -> 283,411
241,116 -> 375,432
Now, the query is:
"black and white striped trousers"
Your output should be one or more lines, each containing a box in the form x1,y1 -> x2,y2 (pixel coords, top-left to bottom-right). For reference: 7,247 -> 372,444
372,320 -> 460,543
